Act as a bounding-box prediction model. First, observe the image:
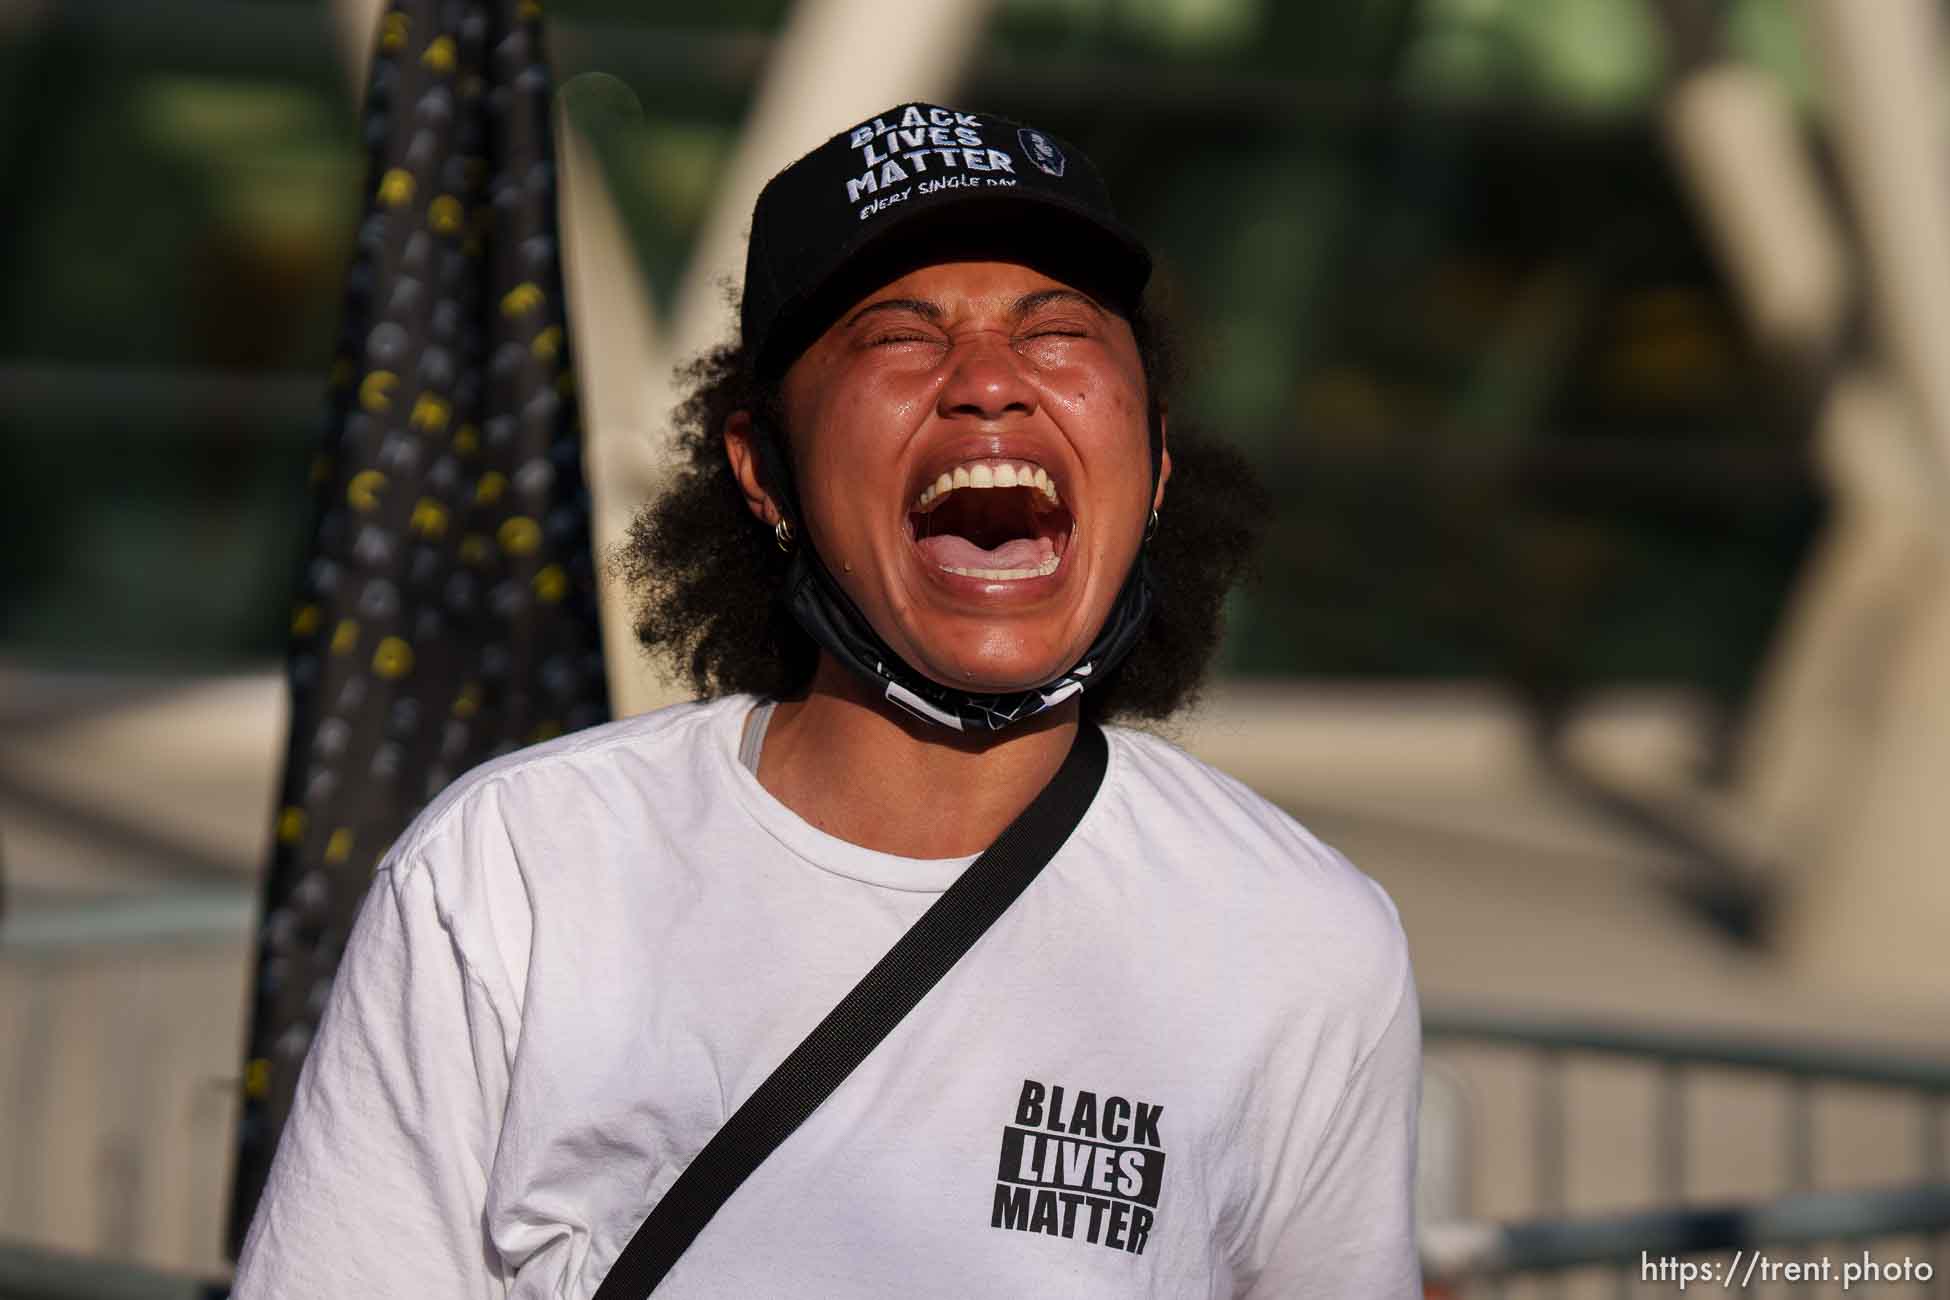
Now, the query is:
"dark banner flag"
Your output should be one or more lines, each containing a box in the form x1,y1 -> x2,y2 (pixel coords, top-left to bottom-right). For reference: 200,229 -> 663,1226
229,0 -> 609,1250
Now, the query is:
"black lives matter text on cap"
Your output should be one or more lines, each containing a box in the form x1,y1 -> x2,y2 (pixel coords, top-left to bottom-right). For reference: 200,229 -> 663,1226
842,105 -> 1024,220
740,101 -> 1152,377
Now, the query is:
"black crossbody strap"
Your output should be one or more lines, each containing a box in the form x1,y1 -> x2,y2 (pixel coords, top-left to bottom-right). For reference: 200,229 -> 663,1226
592,721 -> 1110,1299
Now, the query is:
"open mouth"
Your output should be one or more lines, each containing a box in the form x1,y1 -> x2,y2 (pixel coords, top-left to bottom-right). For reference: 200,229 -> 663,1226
908,460 -> 1074,581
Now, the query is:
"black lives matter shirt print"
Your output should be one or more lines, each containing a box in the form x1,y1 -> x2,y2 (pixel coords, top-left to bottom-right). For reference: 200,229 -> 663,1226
991,1078 -> 1166,1256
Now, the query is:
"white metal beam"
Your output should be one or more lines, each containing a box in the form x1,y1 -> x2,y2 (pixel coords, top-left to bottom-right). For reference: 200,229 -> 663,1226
654,0 -> 994,401
555,78 -> 692,717
590,0 -> 995,715
1661,65 -> 1849,361
1803,0 -> 1950,490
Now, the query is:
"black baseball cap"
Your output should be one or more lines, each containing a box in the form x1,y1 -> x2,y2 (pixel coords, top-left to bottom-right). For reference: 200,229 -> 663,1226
740,102 -> 1153,378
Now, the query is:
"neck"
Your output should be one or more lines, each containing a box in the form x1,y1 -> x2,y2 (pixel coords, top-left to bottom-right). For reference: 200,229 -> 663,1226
754,655 -> 1080,858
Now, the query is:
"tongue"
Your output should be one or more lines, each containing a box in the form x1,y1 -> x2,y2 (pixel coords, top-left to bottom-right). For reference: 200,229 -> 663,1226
915,533 -> 1053,571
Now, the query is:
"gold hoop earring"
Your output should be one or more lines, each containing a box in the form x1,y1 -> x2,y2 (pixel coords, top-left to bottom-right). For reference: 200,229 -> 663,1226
774,518 -> 795,552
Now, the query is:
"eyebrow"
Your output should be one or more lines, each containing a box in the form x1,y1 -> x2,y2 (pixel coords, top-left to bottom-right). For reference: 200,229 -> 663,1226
1011,288 -> 1106,319
843,297 -> 943,328
843,287 -> 1106,329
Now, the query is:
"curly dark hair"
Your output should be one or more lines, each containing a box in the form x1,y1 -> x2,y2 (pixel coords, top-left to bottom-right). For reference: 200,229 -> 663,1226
618,300 -> 1264,725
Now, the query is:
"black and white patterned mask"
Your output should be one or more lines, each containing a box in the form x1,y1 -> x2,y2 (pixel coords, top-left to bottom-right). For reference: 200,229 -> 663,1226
784,544 -> 1154,733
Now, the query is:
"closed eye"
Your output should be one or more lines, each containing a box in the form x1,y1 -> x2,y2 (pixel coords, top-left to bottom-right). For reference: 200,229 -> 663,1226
846,297 -> 944,343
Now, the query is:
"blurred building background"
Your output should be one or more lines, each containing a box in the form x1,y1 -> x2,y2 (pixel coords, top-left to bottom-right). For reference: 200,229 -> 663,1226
1,0 -> 1947,1296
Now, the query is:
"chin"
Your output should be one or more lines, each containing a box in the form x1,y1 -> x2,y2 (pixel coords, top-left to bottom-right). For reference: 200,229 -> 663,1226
905,639 -> 1086,697
878,575 -> 1113,693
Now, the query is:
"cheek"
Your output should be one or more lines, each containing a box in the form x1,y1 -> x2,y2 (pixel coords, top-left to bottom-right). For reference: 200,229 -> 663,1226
804,367 -> 937,467
1042,352 -> 1142,425
795,383 -> 934,551
1045,376 -> 1150,493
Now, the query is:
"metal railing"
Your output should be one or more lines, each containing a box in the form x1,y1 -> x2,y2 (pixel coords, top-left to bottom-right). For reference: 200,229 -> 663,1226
1420,1008 -> 1950,1295
0,1242 -> 222,1300
1424,1183 -> 1950,1277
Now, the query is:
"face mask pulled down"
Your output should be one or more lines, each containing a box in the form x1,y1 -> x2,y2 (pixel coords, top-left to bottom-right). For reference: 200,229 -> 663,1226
784,542 -> 1154,733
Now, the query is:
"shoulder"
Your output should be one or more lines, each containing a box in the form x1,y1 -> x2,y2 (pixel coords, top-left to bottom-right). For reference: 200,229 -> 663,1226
1100,723 -> 1410,998
1101,722 -> 1401,921
356,696 -> 749,1015
388,693 -> 746,872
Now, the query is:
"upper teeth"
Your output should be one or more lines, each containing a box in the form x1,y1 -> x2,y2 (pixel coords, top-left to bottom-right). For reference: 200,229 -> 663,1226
913,461 -> 1060,511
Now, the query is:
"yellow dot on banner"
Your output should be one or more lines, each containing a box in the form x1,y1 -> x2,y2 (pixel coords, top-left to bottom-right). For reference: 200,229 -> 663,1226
358,369 -> 397,413
453,424 -> 480,455
290,603 -> 321,636
276,806 -> 307,844
377,167 -> 415,209
530,324 -> 562,362
518,0 -> 542,19
428,194 -> 463,234
459,534 -> 491,566
474,471 -> 506,505
409,391 -> 451,433
409,497 -> 449,539
452,682 -> 482,718
533,564 -> 567,603
323,828 -> 354,864
500,282 -> 543,317
527,719 -> 561,744
379,12 -> 408,51
420,34 -> 457,73
347,468 -> 387,511
498,516 -> 541,556
244,1058 -> 272,1100
330,619 -> 359,655
372,636 -> 415,680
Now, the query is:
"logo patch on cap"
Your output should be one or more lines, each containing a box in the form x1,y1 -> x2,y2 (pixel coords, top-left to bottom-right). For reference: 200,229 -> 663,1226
1018,128 -> 1066,178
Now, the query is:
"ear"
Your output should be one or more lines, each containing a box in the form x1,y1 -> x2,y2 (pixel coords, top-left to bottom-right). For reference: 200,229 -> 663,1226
1152,409 -> 1171,512
723,410 -> 782,526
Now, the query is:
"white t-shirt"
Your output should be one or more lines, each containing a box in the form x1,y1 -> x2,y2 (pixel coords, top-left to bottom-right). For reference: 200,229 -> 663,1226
234,694 -> 1420,1298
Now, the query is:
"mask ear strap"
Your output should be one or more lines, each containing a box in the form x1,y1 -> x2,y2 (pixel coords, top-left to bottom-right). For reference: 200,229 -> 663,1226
750,418 -> 804,533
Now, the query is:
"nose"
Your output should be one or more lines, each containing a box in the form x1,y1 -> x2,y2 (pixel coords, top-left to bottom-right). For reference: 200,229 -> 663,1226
936,333 -> 1038,424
